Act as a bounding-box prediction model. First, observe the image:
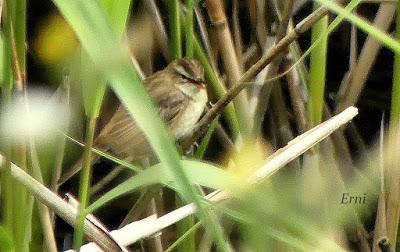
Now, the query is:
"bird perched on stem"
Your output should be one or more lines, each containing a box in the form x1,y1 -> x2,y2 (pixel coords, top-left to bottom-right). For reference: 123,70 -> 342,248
59,58 -> 208,184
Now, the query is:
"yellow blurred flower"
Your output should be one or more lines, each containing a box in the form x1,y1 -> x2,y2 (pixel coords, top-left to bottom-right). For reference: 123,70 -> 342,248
34,13 -> 78,64
227,137 -> 271,179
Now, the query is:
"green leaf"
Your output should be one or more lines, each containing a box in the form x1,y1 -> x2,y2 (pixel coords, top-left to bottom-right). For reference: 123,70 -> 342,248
169,0 -> 182,59
101,0 -> 132,36
81,0 -> 132,117
0,225 -> 15,252
315,0 -> 400,53
65,133 -> 142,172
84,160 -> 237,214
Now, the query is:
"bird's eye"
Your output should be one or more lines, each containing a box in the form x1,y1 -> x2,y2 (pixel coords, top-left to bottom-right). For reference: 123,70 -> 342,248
179,73 -> 193,81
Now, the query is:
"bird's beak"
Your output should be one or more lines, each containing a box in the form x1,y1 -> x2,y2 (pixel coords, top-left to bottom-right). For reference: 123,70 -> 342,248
194,80 -> 206,89
197,82 -> 206,89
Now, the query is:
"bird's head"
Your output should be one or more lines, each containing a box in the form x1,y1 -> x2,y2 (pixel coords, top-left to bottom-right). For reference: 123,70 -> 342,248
170,58 -> 206,90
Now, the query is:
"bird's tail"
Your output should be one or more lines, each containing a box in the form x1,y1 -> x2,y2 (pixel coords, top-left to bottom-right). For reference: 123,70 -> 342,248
58,153 -> 101,186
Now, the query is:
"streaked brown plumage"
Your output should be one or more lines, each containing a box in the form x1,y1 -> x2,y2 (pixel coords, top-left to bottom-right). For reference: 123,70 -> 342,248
59,58 -> 208,184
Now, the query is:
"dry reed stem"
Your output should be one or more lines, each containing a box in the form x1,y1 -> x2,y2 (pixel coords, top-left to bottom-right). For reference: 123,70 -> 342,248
251,0 -> 294,135
205,0 -> 243,86
336,3 -> 396,112
119,186 -> 162,228
75,107 -> 358,251
246,0 -> 257,27
8,17 -> 25,90
205,0 -> 250,134
372,121 -> 388,252
323,104 -> 355,179
50,78 -> 71,193
194,6 -> 219,73
143,0 -> 170,60
29,147 -> 58,252
0,156 -> 125,251
286,61 -> 307,133
232,0 -> 243,66
144,199 -> 164,252
90,165 -> 124,196
386,125 -> 400,245
347,122 -> 367,154
242,44 -> 259,65
255,0 -> 268,49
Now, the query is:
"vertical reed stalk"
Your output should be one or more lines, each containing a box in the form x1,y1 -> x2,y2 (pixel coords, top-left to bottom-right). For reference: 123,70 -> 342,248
185,0 -> 194,57
178,1 -> 196,250
0,1 -> 14,237
193,36 -> 240,138
205,0 -> 249,137
73,117 -> 97,248
169,0 -> 182,59
3,1 -> 30,250
308,3 -> 328,127
386,0 -> 400,246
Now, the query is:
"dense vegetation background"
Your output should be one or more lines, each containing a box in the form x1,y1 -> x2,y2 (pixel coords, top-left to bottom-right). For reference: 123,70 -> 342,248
1,0 -> 400,251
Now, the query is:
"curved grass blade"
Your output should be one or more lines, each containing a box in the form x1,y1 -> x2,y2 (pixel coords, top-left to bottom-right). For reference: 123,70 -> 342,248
84,160 -> 237,215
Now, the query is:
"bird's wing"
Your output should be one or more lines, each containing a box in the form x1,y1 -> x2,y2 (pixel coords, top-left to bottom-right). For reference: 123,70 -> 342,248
144,70 -> 189,122
155,88 -> 188,123
95,75 -> 188,156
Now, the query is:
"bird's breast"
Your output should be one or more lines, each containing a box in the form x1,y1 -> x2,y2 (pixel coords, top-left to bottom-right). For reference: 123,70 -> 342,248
171,89 -> 208,140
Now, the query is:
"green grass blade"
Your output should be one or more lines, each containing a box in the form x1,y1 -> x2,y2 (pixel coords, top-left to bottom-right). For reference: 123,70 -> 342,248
308,2 -> 328,127
194,116 -> 219,159
0,225 -> 14,252
84,160 -> 236,214
65,133 -> 142,172
74,0 -> 133,247
165,221 -> 202,252
82,0 -> 132,117
169,0 -> 182,59
391,0 -> 400,129
101,0 -> 133,35
185,0 -> 195,57
315,0 -> 400,53
193,36 -> 240,138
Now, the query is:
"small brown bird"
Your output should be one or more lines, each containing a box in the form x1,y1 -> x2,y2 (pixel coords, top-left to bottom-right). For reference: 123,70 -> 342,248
59,58 -> 208,184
